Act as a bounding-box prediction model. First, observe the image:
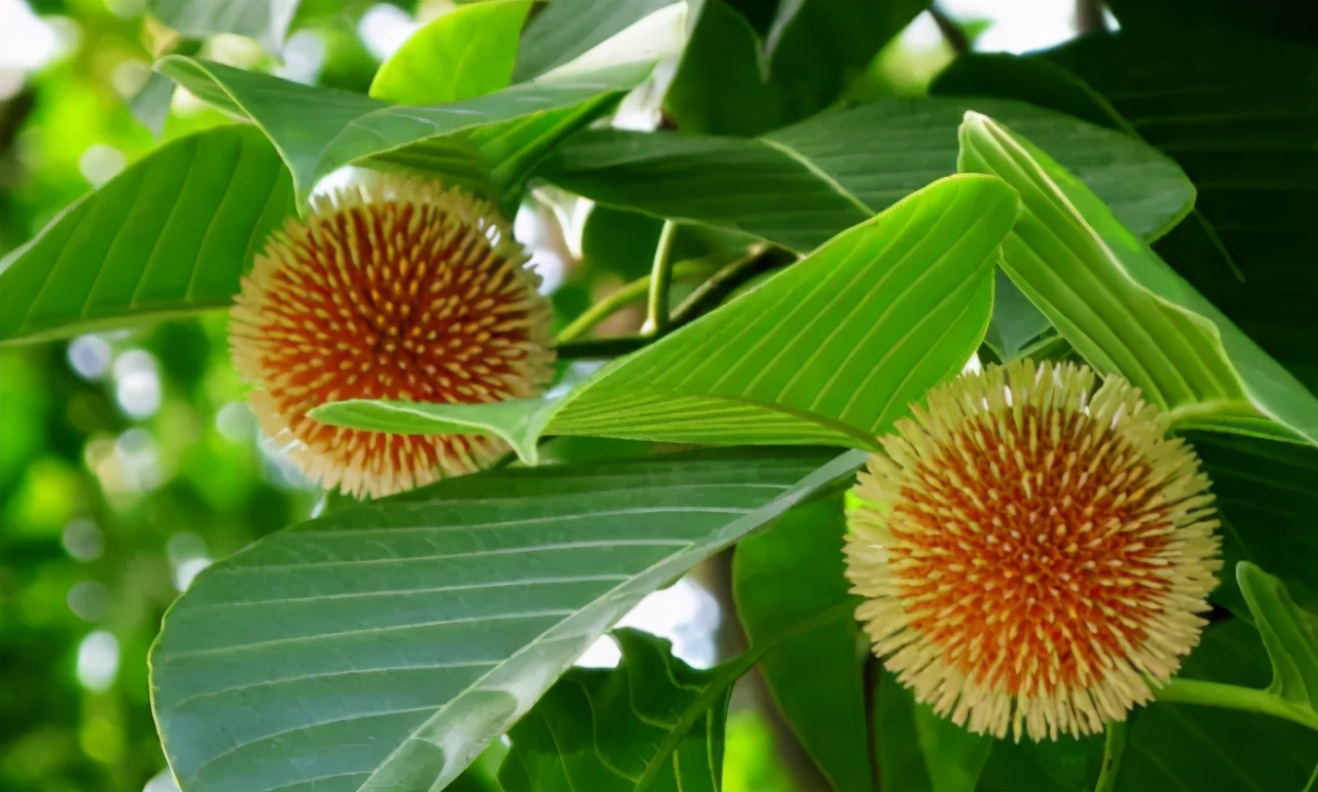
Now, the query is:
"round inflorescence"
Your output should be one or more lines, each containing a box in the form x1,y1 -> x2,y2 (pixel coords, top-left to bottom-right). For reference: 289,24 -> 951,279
230,174 -> 554,499
844,359 -> 1220,741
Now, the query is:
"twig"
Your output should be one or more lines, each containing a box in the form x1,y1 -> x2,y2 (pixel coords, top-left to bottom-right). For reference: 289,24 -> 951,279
555,260 -> 715,344
642,221 -> 678,335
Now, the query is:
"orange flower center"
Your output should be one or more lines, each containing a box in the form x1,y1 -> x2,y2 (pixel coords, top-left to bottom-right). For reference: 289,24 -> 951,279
891,406 -> 1174,697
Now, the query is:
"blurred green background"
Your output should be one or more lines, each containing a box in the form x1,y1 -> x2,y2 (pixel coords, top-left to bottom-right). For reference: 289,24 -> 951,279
0,0 -> 1084,789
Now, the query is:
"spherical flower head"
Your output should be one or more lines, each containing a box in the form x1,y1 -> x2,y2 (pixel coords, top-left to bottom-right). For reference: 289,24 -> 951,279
845,359 -> 1220,741
230,174 -> 554,499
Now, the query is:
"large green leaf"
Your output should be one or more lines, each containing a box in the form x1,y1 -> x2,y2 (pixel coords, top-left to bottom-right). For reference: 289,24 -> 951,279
1238,562 -> 1318,712
874,670 -> 993,792
733,498 -> 871,792
313,174 -> 1015,457
369,1 -> 532,105
1190,432 -> 1318,615
1119,618 -> 1318,791
150,448 -> 863,792
148,0 -> 299,52
665,0 -> 925,135
0,126 -> 292,345
544,95 -> 1193,253
499,630 -> 731,792
933,28 -> 1318,389
514,0 -> 679,80
156,56 -> 653,203
957,112 -> 1318,446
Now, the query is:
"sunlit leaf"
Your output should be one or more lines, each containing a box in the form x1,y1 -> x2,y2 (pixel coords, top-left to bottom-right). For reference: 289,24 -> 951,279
313,174 -> 1017,457
151,449 -> 863,792
0,126 -> 293,345
369,1 -> 532,105
957,112 -> 1318,446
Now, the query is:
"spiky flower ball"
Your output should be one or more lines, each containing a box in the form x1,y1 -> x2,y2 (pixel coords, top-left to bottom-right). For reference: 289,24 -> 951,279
845,359 -> 1220,741
230,175 -> 553,499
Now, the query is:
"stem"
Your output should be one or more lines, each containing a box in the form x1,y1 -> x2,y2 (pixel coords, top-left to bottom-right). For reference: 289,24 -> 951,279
930,4 -> 970,55
669,245 -> 789,326
1094,721 -> 1127,792
642,221 -> 678,335
556,260 -> 712,344
1155,678 -> 1318,731
555,335 -> 650,360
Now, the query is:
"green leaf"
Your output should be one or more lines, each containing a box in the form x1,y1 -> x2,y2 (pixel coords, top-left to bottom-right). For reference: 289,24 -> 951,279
514,0 -> 678,80
1189,432 -> 1318,615
148,0 -> 299,53
500,629 -> 731,792
762,0 -> 926,123
665,0 -> 925,135
157,55 -> 653,203
875,670 -> 993,792
545,95 -> 1194,253
984,271 -> 1051,362
369,1 -> 532,105
150,448 -> 863,792
733,498 -> 871,792
0,126 -> 293,345
312,174 -> 1016,457
934,28 -> 1318,390
1120,618 -> 1318,791
957,112 -> 1318,446
976,735 -> 1102,792
664,0 -> 786,136
1238,562 -> 1318,711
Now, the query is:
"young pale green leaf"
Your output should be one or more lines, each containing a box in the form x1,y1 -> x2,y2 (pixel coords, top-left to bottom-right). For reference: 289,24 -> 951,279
500,630 -> 732,792
545,95 -> 1192,253
957,112 -> 1318,446
514,0 -> 678,80
1237,562 -> 1318,711
312,174 -> 1016,457
875,670 -> 994,792
150,448 -> 864,792
156,55 -> 652,203
148,0 -> 298,53
733,499 -> 872,792
1120,619 -> 1318,791
0,126 -> 293,345
369,1 -> 531,105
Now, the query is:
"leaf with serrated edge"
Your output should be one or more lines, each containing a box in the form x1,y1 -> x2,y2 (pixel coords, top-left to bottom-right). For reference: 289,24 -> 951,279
957,112 -> 1318,446
312,174 -> 1017,459
150,448 -> 865,792
0,126 -> 293,345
